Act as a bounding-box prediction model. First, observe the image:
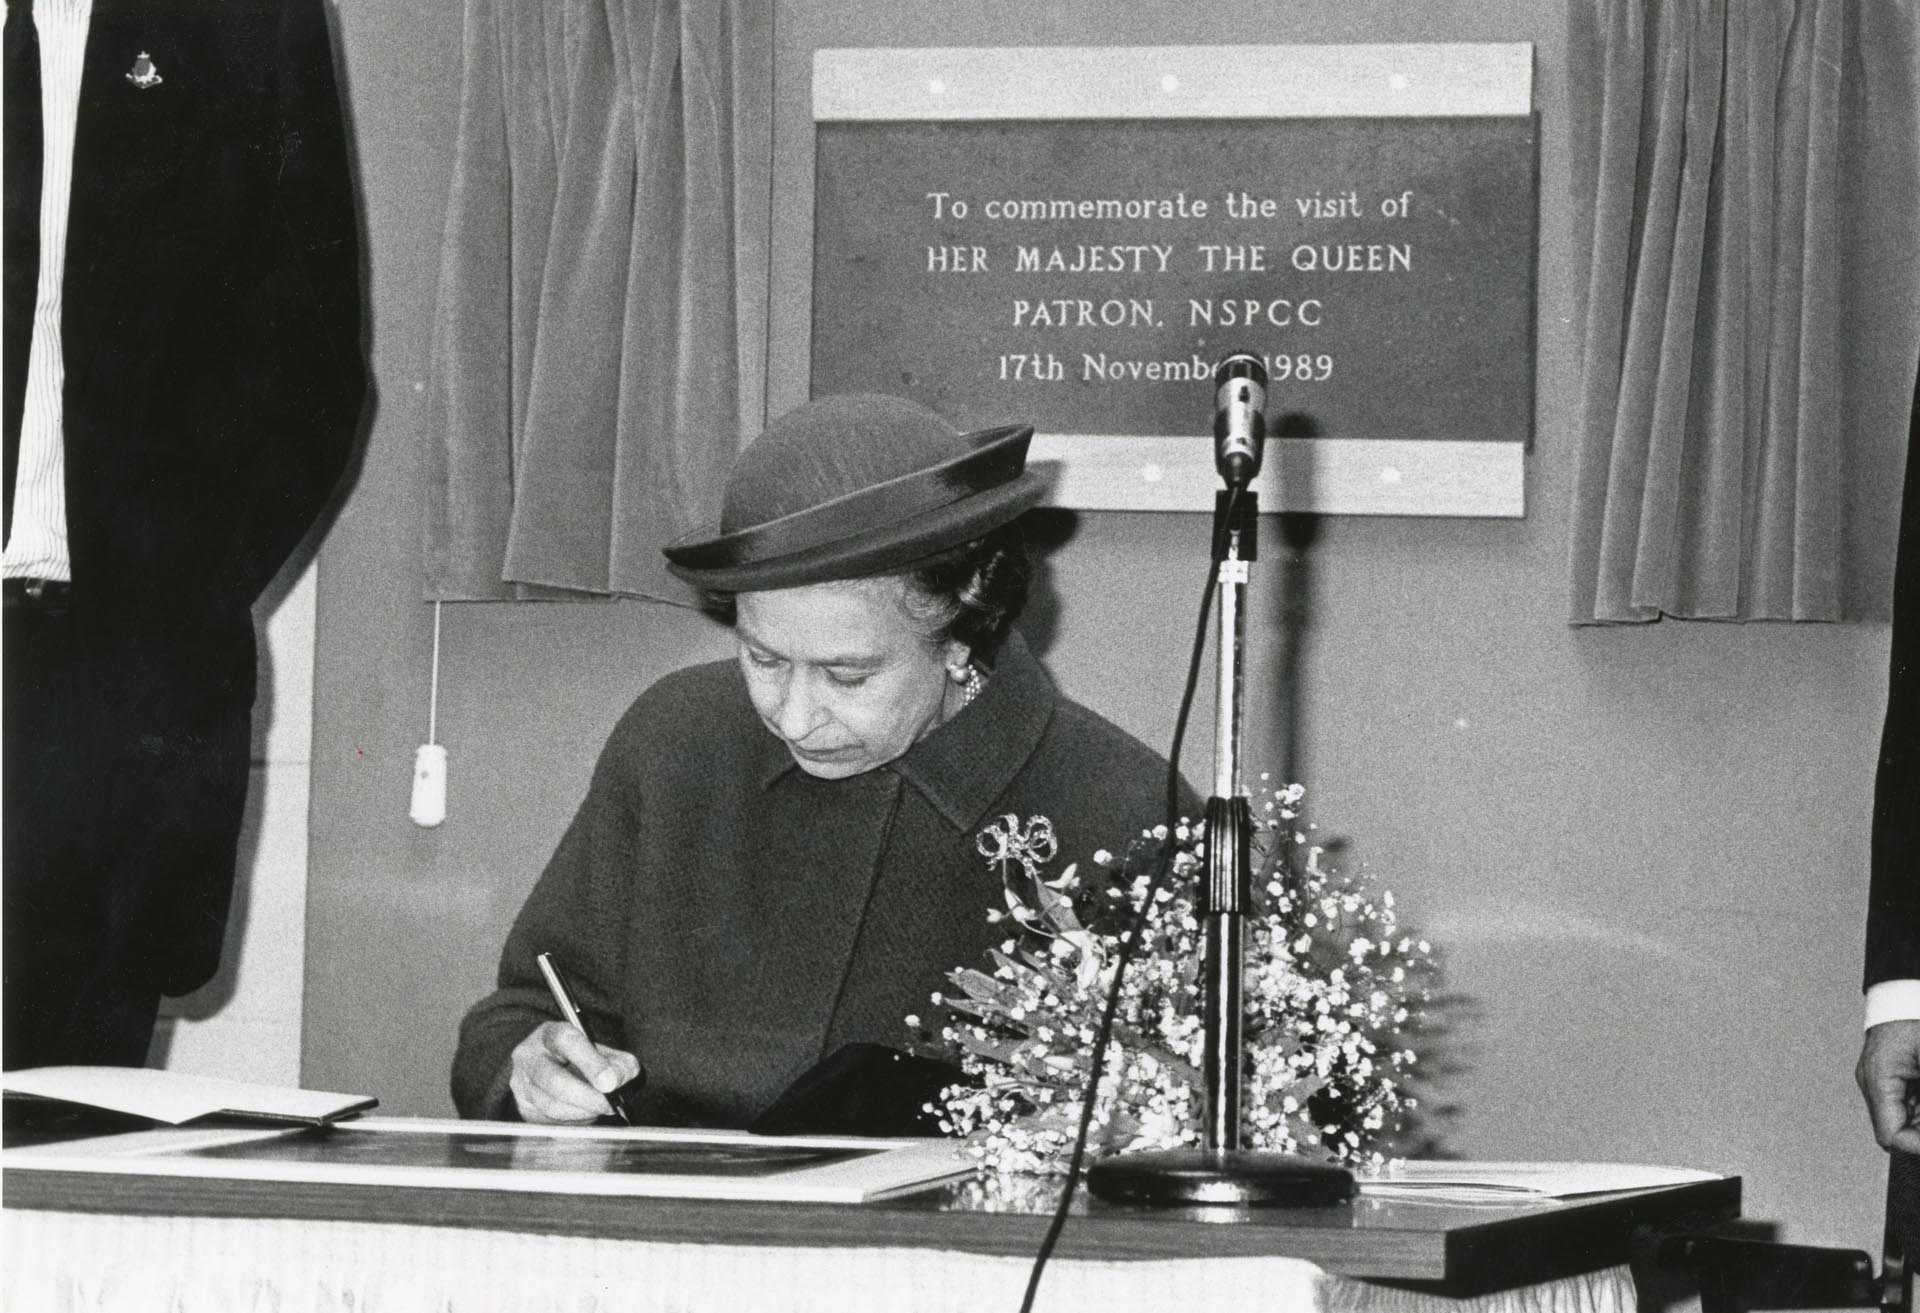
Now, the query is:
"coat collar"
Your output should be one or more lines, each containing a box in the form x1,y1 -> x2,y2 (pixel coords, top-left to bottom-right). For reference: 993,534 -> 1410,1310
756,628 -> 1055,834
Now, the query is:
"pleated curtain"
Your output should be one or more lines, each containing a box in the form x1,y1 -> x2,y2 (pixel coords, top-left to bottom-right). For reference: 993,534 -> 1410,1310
423,0 -> 771,602
1568,0 -> 1920,623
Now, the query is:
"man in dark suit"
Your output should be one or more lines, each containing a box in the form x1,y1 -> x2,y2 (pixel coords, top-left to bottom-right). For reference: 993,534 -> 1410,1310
3,0 -> 366,1068
1859,352 -> 1920,1263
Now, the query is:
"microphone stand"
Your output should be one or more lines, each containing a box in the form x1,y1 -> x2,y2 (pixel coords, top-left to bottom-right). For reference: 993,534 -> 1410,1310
1085,476 -> 1354,1208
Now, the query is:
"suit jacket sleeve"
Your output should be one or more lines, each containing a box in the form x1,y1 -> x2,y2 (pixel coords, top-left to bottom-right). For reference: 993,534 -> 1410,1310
206,0 -> 366,605
1868,353 -> 1920,990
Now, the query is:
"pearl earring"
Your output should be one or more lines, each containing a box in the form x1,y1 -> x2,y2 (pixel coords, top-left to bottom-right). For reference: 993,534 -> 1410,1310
950,662 -> 985,706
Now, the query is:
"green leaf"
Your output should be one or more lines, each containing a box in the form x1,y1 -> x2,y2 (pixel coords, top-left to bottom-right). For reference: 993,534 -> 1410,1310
990,948 -> 1081,1003
955,1035 -> 1040,1067
951,967 -> 1020,1007
1030,879 -> 1085,936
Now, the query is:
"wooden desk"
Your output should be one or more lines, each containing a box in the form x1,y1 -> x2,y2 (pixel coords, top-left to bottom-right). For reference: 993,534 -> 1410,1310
5,1161 -> 1738,1295
2,1120 -> 1739,1312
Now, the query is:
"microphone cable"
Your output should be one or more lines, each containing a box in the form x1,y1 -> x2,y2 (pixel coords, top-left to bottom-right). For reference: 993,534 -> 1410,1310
1015,483 -> 1242,1313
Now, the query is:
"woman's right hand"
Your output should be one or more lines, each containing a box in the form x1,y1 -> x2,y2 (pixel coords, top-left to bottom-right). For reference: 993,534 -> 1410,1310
508,1021 -> 643,1125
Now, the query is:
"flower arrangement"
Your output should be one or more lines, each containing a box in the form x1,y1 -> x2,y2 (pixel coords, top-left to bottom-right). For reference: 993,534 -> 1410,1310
912,779 -> 1433,1176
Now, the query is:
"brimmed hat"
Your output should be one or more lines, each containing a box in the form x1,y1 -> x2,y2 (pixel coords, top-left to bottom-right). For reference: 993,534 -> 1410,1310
662,394 -> 1045,592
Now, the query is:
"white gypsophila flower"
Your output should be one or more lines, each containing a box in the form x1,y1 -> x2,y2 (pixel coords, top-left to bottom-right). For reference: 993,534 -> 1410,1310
922,782 -> 1434,1176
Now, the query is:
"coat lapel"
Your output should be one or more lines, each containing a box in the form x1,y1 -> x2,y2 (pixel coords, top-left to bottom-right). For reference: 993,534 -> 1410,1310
3,3 -> 45,512
60,0 -> 193,389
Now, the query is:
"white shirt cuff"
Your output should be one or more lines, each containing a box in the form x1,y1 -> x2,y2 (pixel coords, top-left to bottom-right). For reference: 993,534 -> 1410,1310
1865,980 -> 1920,1029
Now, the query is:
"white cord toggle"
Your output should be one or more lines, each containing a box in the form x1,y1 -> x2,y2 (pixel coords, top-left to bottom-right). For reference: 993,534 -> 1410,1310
410,601 -> 447,827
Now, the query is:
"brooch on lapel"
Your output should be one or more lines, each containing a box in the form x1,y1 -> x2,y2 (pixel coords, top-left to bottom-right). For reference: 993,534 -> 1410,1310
125,52 -> 163,91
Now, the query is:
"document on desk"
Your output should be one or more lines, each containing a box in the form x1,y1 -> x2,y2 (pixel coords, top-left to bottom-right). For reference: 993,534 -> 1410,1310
1357,1160 -> 1723,1203
1,1066 -> 377,1127
2,1117 -> 976,1204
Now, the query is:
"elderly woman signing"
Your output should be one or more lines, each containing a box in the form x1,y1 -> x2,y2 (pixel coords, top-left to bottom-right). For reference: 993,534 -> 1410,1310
452,395 -> 1180,1129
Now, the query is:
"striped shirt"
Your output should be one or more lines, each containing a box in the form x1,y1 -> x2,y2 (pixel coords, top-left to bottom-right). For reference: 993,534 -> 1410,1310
2,0 -> 94,582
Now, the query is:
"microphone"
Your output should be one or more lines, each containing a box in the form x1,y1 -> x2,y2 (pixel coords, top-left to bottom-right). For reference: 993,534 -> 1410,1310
1212,353 -> 1267,488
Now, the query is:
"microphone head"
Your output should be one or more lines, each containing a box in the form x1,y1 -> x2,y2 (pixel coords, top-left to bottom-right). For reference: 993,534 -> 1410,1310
1213,352 -> 1268,389
1213,352 -> 1268,486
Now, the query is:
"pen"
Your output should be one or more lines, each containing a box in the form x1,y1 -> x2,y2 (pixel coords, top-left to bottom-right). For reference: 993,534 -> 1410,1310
535,951 -> 644,1125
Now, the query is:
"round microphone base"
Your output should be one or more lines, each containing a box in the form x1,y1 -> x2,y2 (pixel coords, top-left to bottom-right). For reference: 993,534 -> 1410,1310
1085,1148 -> 1356,1208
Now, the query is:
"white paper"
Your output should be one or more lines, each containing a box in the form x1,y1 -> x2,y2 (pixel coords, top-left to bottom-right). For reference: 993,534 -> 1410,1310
2,1066 -> 374,1125
1357,1160 -> 1722,1202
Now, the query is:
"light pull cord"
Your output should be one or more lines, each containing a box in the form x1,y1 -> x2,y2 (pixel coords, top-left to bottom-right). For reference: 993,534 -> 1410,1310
411,601 -> 448,827
428,599 -> 442,746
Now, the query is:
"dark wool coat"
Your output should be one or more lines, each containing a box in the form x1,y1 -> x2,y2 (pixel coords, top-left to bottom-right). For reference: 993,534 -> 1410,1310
453,633 -> 1186,1127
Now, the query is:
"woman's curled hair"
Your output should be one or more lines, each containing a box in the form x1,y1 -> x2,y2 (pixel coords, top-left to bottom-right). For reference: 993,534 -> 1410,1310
899,520 -> 1031,656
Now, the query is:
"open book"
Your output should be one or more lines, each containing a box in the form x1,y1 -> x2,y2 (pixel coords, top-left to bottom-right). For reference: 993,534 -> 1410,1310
2,1066 -> 376,1128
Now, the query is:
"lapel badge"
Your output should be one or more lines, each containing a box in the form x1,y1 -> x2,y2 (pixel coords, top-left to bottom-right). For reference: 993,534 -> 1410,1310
125,52 -> 164,91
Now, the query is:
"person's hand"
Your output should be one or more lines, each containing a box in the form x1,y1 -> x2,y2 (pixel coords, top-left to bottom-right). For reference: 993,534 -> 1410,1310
508,1021 -> 643,1125
1856,1019 -> 1920,1155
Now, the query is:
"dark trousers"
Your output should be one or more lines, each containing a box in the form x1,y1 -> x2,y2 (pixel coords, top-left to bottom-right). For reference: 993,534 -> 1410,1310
3,588 -> 250,1069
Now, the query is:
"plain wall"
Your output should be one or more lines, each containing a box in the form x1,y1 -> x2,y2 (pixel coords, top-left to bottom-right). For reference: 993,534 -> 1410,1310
308,0 -> 1910,1251
148,566 -> 317,1084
